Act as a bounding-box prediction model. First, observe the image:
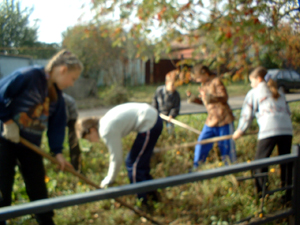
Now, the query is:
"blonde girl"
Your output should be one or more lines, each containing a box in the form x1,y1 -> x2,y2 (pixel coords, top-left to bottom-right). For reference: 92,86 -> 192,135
0,49 -> 83,225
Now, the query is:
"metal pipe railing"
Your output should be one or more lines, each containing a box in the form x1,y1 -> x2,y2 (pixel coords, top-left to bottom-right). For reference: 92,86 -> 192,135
0,149 -> 298,222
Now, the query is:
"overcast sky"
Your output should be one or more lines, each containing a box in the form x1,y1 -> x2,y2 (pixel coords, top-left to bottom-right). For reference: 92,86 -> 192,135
21,0 -> 93,44
20,0 -> 212,44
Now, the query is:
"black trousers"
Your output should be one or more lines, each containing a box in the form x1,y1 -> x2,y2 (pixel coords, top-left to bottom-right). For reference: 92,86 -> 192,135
125,115 -> 163,203
67,119 -> 81,171
0,138 -> 54,225
254,135 -> 292,200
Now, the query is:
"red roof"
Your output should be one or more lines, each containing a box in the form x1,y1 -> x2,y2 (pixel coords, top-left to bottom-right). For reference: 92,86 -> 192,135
168,48 -> 196,59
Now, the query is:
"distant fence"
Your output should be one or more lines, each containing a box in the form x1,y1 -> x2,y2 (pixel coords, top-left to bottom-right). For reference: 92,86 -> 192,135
1,146 -> 300,224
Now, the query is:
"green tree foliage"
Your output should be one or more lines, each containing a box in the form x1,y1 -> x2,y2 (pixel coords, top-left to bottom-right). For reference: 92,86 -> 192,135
0,0 -> 59,59
0,0 -> 37,52
62,23 -> 125,80
62,23 -> 151,83
91,0 -> 300,75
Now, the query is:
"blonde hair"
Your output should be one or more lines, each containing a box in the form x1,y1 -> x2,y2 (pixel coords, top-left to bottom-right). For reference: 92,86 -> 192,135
249,66 -> 280,99
75,117 -> 100,138
45,49 -> 83,74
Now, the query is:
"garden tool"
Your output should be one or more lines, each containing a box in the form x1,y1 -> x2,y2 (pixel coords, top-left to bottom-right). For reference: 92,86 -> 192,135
19,137 -> 162,225
159,113 -> 201,135
154,131 -> 257,153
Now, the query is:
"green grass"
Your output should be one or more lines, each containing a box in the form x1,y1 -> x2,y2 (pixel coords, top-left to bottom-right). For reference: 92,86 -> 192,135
7,102 -> 300,225
77,82 -> 252,109
125,81 -> 252,102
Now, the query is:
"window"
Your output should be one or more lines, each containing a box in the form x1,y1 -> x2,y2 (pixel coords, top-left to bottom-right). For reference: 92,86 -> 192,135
290,71 -> 300,80
276,71 -> 283,79
282,70 -> 292,80
265,73 -> 271,81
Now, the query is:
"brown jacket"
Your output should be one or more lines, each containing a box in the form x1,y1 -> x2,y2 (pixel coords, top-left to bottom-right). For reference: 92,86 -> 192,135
188,76 -> 234,127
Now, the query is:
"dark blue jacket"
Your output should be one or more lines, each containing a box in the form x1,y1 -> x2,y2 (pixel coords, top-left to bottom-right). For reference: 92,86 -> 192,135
0,66 -> 66,154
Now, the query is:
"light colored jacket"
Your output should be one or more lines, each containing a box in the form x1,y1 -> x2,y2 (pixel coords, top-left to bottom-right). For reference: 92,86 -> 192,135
237,82 -> 293,140
99,102 -> 158,184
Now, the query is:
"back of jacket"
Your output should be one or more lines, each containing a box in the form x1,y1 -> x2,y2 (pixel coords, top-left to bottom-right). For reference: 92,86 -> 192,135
238,82 -> 293,140
200,76 -> 234,127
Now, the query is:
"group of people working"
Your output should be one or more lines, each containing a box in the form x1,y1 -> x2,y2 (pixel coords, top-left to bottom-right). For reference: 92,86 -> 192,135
0,49 -> 293,225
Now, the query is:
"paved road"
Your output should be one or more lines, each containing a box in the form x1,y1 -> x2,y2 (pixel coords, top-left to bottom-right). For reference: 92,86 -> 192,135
78,93 -> 300,118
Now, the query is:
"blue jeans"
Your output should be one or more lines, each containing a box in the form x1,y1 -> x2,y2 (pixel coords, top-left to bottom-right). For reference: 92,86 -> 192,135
193,123 -> 236,167
166,122 -> 174,135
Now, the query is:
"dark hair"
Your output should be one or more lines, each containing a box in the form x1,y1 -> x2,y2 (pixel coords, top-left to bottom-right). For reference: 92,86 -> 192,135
249,66 -> 267,79
193,64 -> 214,76
250,66 -> 280,99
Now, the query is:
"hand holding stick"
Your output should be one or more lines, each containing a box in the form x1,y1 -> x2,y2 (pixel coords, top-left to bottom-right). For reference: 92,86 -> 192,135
19,137 -> 162,225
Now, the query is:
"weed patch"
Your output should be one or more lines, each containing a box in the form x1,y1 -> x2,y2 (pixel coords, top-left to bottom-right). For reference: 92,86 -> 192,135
7,103 -> 299,225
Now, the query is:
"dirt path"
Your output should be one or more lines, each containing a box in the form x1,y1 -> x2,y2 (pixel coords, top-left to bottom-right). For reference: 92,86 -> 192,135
78,93 -> 300,118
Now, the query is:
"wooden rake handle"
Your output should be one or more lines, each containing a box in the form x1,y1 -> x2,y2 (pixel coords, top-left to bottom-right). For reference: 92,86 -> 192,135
154,135 -> 232,153
154,132 -> 257,153
20,138 -> 96,187
19,137 -> 162,225
159,113 -> 201,135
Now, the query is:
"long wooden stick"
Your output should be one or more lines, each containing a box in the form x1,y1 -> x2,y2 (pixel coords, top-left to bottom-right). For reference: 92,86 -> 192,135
20,138 -> 162,225
159,113 -> 201,135
154,132 -> 258,153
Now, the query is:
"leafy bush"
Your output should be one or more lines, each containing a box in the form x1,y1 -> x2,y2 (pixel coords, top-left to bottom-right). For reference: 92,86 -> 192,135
291,109 -> 300,123
102,84 -> 130,105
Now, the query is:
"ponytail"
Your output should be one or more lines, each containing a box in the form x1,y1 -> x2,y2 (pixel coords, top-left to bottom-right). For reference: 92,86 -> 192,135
267,78 -> 280,100
249,66 -> 267,79
45,49 -> 83,74
45,49 -> 83,102
250,66 -> 280,99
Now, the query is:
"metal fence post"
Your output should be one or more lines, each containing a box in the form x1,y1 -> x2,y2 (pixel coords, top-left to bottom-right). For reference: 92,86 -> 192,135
292,144 -> 300,225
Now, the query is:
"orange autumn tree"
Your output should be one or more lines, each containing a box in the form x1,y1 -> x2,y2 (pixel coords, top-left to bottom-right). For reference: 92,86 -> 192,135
62,22 -> 153,85
90,0 -> 300,82
277,23 -> 300,69
62,24 -> 126,80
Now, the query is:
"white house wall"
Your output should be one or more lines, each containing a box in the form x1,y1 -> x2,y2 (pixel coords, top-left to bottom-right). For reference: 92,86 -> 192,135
0,55 -> 146,86
0,56 -> 32,78
33,59 -> 48,67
